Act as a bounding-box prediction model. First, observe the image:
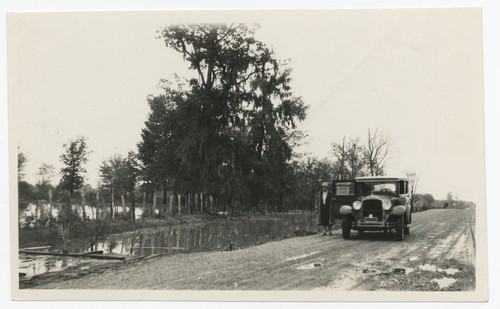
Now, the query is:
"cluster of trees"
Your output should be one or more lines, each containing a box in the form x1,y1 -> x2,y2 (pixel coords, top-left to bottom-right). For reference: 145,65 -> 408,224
137,24 -> 307,214
18,24 -> 449,222
329,129 -> 390,179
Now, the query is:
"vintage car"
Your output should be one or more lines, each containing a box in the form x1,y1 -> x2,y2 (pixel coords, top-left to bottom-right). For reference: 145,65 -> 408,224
334,176 -> 411,241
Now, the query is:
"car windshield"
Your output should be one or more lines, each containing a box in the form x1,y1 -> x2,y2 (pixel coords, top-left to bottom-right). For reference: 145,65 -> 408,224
358,182 -> 397,196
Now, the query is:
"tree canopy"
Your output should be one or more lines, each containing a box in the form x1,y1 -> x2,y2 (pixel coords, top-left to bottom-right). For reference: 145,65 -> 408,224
138,24 -> 307,212
59,136 -> 89,196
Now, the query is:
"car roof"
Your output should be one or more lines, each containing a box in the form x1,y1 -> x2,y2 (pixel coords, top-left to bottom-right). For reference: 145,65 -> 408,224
355,176 -> 408,182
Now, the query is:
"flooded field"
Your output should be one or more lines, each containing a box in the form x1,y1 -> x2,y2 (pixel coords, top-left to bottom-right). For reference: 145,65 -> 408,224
19,212 -> 317,278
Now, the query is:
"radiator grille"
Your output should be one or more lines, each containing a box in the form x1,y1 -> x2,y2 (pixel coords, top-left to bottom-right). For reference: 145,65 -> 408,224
362,200 -> 383,220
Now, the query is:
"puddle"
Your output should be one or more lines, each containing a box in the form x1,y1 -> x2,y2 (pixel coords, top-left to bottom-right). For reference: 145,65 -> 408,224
19,254 -> 119,278
419,264 -> 437,272
418,264 -> 461,276
432,277 -> 457,289
444,268 -> 460,275
296,263 -> 321,270
404,267 -> 415,275
285,251 -> 319,262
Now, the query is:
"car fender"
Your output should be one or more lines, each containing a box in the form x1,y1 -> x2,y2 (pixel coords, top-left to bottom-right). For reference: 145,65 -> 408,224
340,205 -> 353,215
391,205 -> 406,216
405,205 -> 412,223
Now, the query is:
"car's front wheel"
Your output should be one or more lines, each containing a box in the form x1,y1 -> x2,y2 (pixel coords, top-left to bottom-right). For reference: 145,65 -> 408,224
342,226 -> 351,239
342,216 -> 351,239
396,216 -> 405,241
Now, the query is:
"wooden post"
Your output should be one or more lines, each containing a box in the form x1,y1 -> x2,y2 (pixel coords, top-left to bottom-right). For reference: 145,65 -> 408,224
177,194 -> 181,214
169,194 -> 173,215
142,191 -> 146,211
153,191 -> 157,217
121,194 -> 126,218
176,228 -> 180,249
111,187 -> 115,220
95,189 -> 100,220
48,188 -> 53,219
200,192 -> 204,213
81,190 -> 87,220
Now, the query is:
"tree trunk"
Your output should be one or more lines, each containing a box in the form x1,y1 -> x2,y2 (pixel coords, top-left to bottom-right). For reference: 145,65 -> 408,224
81,190 -> 86,220
142,191 -> 146,216
35,200 -> 39,228
130,192 -> 136,223
121,194 -> 126,218
169,194 -> 174,215
177,194 -> 181,215
61,190 -> 72,253
200,192 -> 204,213
96,189 -> 100,220
110,187 -> 115,220
153,191 -> 157,217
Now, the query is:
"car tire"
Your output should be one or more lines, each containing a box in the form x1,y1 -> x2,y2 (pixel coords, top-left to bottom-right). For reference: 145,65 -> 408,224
396,216 -> 404,241
358,229 -> 364,235
342,226 -> 351,239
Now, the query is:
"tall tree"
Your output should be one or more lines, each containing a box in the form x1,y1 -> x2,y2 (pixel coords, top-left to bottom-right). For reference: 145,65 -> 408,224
99,154 -> 124,220
58,136 -> 89,252
99,152 -> 139,221
406,170 -> 420,209
365,129 -> 390,176
331,137 -> 366,179
59,136 -> 89,197
118,152 -> 140,222
37,163 -> 55,185
139,24 -> 307,212
35,163 -> 55,200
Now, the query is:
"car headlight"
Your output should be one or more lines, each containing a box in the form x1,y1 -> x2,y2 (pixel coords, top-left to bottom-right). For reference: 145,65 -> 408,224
382,200 -> 392,210
353,201 -> 362,210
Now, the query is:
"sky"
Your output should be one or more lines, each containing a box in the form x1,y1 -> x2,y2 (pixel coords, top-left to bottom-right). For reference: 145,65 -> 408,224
7,9 -> 485,203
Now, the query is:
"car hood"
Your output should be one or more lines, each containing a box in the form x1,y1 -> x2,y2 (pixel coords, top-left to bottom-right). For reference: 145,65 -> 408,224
361,195 -> 393,202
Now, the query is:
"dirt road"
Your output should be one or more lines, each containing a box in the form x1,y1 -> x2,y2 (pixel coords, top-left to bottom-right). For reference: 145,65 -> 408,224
28,208 -> 475,291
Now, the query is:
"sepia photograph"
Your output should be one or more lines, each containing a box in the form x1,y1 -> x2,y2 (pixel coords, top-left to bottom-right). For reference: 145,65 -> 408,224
5,5 -> 490,303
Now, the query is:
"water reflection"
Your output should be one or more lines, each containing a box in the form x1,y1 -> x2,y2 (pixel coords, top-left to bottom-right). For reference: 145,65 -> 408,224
100,213 -> 316,256
19,203 -> 144,226
20,213 -> 315,278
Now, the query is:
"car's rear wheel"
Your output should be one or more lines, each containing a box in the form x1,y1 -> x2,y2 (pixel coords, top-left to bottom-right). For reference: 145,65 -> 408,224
396,216 -> 404,241
358,229 -> 364,235
404,224 -> 410,235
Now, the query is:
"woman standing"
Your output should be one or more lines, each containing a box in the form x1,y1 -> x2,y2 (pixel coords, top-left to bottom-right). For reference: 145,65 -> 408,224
315,182 -> 335,235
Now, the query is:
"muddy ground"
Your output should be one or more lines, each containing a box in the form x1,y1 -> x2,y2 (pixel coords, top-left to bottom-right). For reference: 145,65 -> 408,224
21,208 -> 475,291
